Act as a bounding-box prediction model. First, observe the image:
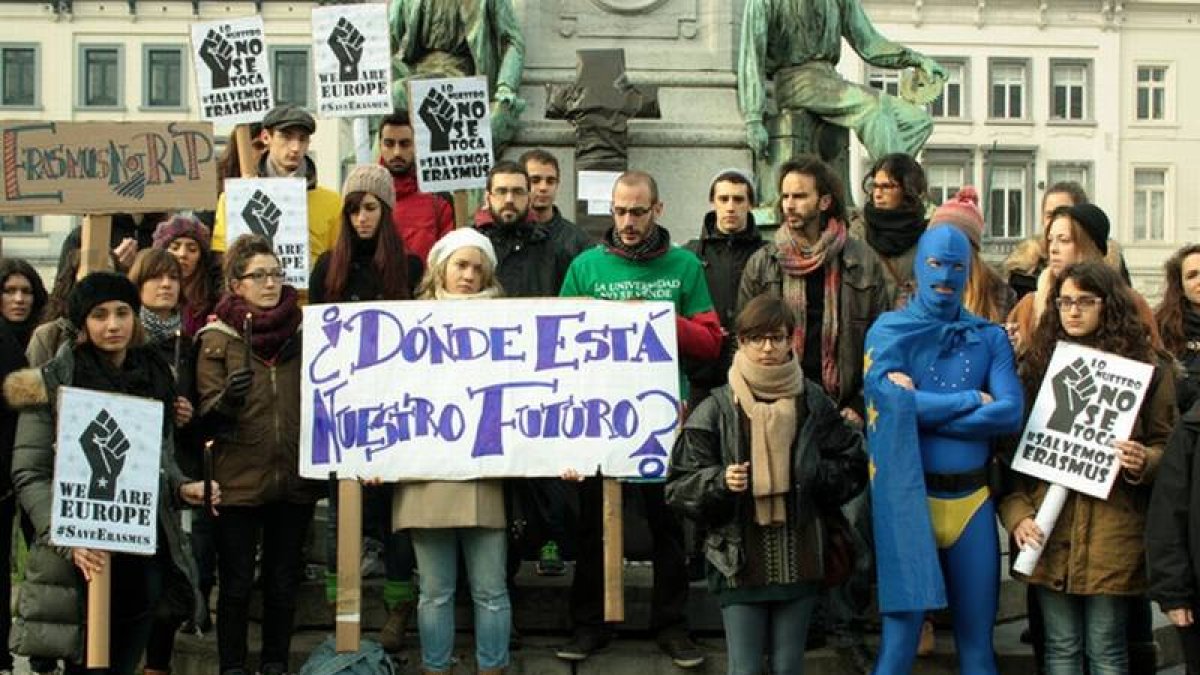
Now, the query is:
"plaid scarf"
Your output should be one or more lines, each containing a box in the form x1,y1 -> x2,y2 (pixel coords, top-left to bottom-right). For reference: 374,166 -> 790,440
603,224 -> 671,262
774,218 -> 847,400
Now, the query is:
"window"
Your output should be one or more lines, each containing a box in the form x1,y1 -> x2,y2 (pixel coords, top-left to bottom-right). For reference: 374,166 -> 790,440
271,48 -> 309,108
1047,162 -> 1092,197
0,216 -> 34,233
866,67 -> 900,96
929,61 -> 965,119
143,46 -> 184,109
988,167 -> 1027,239
1050,60 -> 1090,121
1,45 -> 37,107
926,164 -> 965,206
989,60 -> 1027,119
79,45 -> 122,108
1136,65 -> 1168,121
1132,168 -> 1168,241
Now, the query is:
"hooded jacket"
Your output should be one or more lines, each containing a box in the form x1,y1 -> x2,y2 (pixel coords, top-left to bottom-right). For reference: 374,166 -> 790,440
211,154 -> 343,263
386,166 -> 455,263
1148,404 -> 1200,612
474,207 -> 582,298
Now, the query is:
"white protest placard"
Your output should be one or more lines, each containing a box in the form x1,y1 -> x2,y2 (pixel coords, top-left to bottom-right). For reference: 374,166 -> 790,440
301,299 -> 681,481
190,16 -> 274,125
223,178 -> 310,286
409,77 -> 493,193
312,4 -> 393,118
577,170 -> 622,202
1010,342 -> 1155,499
50,387 -> 163,555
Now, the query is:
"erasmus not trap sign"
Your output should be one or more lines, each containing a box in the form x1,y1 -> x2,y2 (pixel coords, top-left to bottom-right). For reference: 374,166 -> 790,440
301,299 -> 682,481
312,3 -> 392,117
1010,342 -> 1155,499
51,387 -> 163,555
190,16 -> 274,125
409,77 -> 493,193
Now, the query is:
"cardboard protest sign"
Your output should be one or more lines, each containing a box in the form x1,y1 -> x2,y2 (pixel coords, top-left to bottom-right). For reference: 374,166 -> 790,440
50,387 -> 163,555
190,16 -> 273,124
0,121 -> 217,215
301,299 -> 681,481
313,4 -> 392,117
1010,342 -> 1155,499
409,77 -> 493,193
223,178 -> 309,286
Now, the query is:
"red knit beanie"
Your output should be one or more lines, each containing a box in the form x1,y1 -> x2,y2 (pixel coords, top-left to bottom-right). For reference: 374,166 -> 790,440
929,186 -> 984,250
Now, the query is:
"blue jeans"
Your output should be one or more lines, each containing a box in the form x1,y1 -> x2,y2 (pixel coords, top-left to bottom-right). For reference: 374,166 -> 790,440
721,594 -> 818,675
1037,588 -> 1129,675
411,527 -> 511,671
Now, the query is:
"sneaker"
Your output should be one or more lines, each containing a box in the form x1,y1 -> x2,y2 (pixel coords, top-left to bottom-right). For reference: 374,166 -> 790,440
555,629 -> 610,661
535,541 -> 566,576
657,631 -> 705,669
378,600 -> 414,652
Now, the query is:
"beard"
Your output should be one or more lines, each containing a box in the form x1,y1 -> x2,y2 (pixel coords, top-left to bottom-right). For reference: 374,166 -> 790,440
490,205 -> 527,227
385,159 -> 412,176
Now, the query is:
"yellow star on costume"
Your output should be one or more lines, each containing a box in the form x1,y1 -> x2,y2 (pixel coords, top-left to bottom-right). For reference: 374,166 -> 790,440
868,458 -> 877,482
863,347 -> 874,375
866,400 -> 880,432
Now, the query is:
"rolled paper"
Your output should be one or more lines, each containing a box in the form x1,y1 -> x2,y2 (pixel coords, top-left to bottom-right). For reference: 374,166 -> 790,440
1012,483 -> 1070,576
243,312 -> 253,369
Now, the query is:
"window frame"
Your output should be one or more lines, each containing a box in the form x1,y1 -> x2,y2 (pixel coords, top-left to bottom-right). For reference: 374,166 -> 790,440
141,44 -> 187,111
1130,165 -> 1172,243
988,58 -> 1030,122
1048,58 -> 1093,124
1133,62 -> 1173,124
269,45 -> 311,109
0,215 -> 38,235
1045,161 -> 1094,200
927,58 -> 968,121
921,145 -> 976,206
0,43 -> 40,109
982,147 -> 1037,242
76,43 -> 125,111
864,66 -> 901,97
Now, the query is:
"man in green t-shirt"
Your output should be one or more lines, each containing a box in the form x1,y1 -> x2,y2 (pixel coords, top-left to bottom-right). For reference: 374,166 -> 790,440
556,171 -> 721,668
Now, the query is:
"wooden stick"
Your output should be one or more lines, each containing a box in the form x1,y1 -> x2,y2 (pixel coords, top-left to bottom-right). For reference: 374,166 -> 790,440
452,191 -> 469,229
335,478 -> 362,652
602,478 -> 624,622
85,554 -> 111,668
79,215 -> 112,276
234,124 -> 258,178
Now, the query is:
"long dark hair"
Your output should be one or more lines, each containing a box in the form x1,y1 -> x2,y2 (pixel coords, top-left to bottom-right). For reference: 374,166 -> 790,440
1021,262 -> 1156,392
863,153 -> 928,212
0,257 -> 48,323
323,192 -> 410,301
777,155 -> 847,224
42,249 -> 82,322
1156,243 -> 1200,356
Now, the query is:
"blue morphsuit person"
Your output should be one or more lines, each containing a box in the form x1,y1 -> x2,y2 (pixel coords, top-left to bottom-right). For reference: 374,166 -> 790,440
865,225 -> 1024,674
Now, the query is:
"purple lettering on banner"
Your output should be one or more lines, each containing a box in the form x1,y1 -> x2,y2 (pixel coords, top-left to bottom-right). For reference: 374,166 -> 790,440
490,325 -> 524,361
310,381 -> 348,465
535,313 -> 585,371
468,380 -> 560,457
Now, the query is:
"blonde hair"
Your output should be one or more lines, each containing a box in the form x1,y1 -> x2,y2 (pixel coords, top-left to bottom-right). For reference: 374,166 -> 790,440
962,251 -> 1005,323
1044,213 -> 1104,264
414,245 -> 503,299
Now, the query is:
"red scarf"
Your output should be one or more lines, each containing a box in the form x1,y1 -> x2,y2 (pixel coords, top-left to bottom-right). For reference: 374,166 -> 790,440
213,286 -> 302,361
773,218 -> 847,400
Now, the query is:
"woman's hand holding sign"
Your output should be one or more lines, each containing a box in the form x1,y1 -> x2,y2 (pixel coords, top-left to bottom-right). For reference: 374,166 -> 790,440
1013,517 -> 1045,551
72,548 -> 108,582
1114,439 -> 1147,479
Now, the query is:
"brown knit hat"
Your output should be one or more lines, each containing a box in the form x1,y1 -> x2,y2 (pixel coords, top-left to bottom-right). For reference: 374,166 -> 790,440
342,164 -> 396,210
929,186 -> 984,250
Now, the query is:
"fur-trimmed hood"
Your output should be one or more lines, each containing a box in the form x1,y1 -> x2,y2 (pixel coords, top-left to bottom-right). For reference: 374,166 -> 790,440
3,346 -> 70,411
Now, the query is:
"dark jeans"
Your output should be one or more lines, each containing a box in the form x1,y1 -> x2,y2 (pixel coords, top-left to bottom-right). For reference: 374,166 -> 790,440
214,502 -> 314,673
569,479 -> 687,634
68,551 -> 163,675
191,508 -> 218,600
1177,620 -> 1200,674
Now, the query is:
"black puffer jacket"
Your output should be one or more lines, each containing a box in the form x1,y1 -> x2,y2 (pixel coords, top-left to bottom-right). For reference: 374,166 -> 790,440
682,213 -> 765,405
1148,405 -> 1200,613
666,381 -> 866,585
475,211 -> 584,297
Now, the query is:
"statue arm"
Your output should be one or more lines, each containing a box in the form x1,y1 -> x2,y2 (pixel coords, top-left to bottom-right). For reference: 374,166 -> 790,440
839,0 -> 922,70
490,0 -> 526,99
389,1 -> 412,108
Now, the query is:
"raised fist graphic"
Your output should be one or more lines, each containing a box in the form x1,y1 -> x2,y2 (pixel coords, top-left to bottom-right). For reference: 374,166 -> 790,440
418,87 -> 456,152
241,190 -> 281,241
1047,357 -> 1098,433
328,18 -> 365,82
199,30 -> 234,90
80,409 -> 130,502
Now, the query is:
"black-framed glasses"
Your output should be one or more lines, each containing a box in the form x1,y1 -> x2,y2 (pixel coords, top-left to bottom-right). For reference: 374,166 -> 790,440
239,269 -> 286,283
866,179 -> 901,193
612,206 -> 652,218
742,334 -> 790,348
1055,296 -> 1103,310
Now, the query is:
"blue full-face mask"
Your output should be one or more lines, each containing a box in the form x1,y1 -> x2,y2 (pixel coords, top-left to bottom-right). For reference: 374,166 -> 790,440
912,226 -> 972,321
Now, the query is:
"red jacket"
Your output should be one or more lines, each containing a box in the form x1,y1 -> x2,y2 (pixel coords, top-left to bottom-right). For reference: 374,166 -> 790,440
385,165 -> 455,263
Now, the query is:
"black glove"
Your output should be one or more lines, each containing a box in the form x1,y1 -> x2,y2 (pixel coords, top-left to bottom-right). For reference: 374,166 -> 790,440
225,368 -> 253,402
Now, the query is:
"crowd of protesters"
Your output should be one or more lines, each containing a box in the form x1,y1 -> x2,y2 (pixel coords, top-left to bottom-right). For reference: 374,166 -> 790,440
1,102 -> 1200,675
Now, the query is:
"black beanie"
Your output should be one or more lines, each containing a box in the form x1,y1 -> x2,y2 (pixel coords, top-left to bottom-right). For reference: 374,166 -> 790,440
68,272 -> 141,329
1067,203 -> 1110,256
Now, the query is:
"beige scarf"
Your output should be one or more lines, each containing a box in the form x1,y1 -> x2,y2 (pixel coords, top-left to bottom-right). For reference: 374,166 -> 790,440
727,350 -> 805,526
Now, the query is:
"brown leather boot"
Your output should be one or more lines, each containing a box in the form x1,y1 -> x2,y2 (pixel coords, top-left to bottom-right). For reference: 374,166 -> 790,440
379,598 -> 415,652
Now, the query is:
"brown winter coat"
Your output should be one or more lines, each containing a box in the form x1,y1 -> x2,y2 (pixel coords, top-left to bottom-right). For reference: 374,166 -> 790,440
195,320 -> 316,506
999,362 -> 1178,595
392,480 -> 506,530
737,237 -> 890,414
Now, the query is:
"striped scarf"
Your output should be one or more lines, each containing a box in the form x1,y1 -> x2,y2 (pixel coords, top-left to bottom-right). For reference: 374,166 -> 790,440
773,218 -> 846,400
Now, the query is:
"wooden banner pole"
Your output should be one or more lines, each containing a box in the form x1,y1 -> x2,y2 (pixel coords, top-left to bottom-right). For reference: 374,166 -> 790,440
79,215 -> 112,276
335,478 -> 363,652
85,553 -> 111,668
452,191 -> 469,229
235,124 -> 258,178
602,478 -> 624,622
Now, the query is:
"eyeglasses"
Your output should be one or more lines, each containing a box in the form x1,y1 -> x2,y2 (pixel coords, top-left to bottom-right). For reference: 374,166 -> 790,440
1055,296 -> 1103,310
490,187 -> 528,198
239,269 -> 286,283
742,334 -> 790,348
612,206 -> 653,218
867,180 -> 901,193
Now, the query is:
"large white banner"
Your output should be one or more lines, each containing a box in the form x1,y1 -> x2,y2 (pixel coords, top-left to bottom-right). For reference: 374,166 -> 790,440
223,178 -> 310,286
1010,342 -> 1155,499
51,387 -> 163,555
301,299 -> 682,481
312,4 -> 392,117
190,16 -> 274,125
408,76 -> 493,193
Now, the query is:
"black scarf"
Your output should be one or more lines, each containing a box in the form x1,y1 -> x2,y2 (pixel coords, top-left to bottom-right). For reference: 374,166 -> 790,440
863,203 -> 926,257
2,317 -> 35,351
1185,305 -> 1200,345
73,344 -> 175,430
603,224 -> 671,262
